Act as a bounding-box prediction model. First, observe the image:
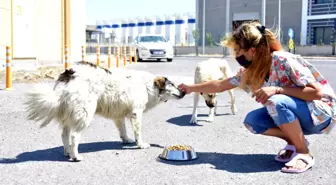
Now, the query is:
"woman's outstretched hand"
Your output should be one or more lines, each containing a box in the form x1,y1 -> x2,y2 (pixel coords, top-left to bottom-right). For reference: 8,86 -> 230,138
178,83 -> 193,94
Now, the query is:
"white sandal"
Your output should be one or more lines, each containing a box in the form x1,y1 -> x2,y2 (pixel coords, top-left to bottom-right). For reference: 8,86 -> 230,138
275,144 -> 296,162
275,139 -> 310,163
281,153 -> 315,173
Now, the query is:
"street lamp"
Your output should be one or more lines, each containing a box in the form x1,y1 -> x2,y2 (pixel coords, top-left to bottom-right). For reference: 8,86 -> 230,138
202,0 -> 205,55
261,0 -> 266,25
278,0 -> 281,41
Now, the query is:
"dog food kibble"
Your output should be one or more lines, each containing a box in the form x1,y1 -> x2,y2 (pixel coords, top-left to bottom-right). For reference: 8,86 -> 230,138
167,144 -> 191,150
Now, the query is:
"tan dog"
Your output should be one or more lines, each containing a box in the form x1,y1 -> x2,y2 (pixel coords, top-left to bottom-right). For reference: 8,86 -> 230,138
191,58 -> 237,123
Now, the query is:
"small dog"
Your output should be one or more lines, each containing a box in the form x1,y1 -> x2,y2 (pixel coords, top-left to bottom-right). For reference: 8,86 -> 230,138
24,62 -> 185,162
191,58 -> 237,123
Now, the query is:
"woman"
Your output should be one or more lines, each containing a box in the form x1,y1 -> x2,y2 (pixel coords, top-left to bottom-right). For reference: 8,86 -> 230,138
178,21 -> 336,174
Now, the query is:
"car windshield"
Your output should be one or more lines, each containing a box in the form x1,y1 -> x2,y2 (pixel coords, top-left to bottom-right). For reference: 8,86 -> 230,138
139,36 -> 166,43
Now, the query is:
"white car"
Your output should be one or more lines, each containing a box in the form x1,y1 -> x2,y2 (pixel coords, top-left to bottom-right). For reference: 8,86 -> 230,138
134,34 -> 174,62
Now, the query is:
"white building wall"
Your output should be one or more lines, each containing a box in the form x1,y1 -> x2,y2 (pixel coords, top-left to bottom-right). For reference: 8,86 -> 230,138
128,19 -> 137,42
137,17 -> 145,35
165,15 -> 175,44
69,0 -> 86,62
35,0 -> 63,63
145,16 -> 156,34
155,16 -> 165,36
94,13 -> 197,46
187,14 -> 196,45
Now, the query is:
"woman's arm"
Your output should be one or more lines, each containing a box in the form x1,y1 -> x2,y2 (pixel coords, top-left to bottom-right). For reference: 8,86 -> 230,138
277,82 -> 323,101
253,82 -> 322,104
279,56 -> 323,101
254,54 -> 324,103
188,78 -> 237,93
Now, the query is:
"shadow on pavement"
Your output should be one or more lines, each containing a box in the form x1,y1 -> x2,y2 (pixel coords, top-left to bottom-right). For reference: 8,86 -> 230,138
156,152 -> 283,173
167,114 -> 230,126
177,105 -> 230,109
0,141 -> 163,164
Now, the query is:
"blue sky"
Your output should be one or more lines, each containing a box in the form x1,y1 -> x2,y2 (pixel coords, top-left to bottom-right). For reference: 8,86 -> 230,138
86,0 -> 196,25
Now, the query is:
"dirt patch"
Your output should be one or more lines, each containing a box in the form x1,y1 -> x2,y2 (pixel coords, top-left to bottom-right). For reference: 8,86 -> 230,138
0,66 -> 64,83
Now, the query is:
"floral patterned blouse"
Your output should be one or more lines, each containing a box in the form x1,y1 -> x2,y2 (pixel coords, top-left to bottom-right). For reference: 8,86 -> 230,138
229,51 -> 336,134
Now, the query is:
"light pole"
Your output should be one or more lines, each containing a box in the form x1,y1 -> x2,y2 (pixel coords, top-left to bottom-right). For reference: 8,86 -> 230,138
261,0 -> 266,25
225,0 -> 230,55
202,0 -> 205,55
278,0 -> 281,41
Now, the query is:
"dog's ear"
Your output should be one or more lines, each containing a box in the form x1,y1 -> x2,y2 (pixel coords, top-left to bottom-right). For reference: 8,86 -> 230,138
154,76 -> 166,90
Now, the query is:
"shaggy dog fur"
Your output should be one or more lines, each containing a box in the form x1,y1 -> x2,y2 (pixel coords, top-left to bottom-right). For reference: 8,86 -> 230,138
24,62 -> 185,162
191,58 -> 237,123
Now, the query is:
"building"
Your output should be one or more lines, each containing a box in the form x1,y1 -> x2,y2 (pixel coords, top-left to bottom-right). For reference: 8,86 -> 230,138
93,13 -> 197,46
0,0 -> 86,64
196,0 -> 336,46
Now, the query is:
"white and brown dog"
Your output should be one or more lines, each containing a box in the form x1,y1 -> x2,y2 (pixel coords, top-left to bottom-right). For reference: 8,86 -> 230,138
191,58 -> 237,123
24,62 -> 185,162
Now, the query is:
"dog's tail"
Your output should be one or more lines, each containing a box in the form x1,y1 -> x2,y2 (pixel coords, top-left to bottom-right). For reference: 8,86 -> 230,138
24,84 -> 61,128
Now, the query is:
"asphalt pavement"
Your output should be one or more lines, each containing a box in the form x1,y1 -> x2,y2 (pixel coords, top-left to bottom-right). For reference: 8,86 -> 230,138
0,57 -> 335,185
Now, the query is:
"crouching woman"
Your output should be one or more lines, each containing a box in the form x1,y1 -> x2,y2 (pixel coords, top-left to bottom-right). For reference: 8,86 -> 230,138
178,21 -> 336,174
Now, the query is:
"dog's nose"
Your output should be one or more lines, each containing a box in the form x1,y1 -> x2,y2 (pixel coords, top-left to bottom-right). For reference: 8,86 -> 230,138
180,91 -> 186,98
206,101 -> 215,108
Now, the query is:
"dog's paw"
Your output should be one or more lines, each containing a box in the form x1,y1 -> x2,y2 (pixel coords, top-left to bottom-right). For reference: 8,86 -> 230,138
63,148 -> 70,157
64,151 -> 70,158
70,155 -> 83,162
137,142 -> 151,149
190,116 -> 198,124
205,117 -> 214,123
121,137 -> 135,144
231,105 -> 238,115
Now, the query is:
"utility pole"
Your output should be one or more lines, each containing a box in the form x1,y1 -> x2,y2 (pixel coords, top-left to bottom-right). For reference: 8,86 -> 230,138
261,0 -> 266,25
225,0 -> 230,56
333,19 -> 336,55
202,0 -> 205,55
278,0 -> 281,41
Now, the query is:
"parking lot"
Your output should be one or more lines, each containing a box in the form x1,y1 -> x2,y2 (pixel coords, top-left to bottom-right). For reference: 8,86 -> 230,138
0,57 -> 335,185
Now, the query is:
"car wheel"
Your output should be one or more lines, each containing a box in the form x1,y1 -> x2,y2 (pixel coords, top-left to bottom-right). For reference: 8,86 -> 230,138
136,50 -> 142,62
167,58 -> 173,62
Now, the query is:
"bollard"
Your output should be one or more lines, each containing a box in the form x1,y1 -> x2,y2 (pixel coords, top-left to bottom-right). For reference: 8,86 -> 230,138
128,46 -> 132,64
116,46 -> 120,68
64,45 -> 70,69
96,45 -> 100,66
123,45 -> 127,66
107,45 -> 111,69
5,46 -> 12,90
133,47 -> 137,63
81,45 -> 85,62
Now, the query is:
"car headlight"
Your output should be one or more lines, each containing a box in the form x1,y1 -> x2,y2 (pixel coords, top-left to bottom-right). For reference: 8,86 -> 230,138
139,46 -> 148,51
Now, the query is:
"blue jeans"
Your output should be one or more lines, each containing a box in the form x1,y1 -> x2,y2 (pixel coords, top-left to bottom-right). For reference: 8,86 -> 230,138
244,94 -> 331,135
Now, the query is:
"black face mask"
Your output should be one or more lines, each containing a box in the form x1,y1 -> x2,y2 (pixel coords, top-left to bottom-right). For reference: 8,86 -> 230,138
235,55 -> 252,68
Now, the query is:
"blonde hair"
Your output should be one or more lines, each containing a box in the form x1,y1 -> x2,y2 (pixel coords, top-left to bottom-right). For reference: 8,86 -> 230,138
222,21 -> 283,91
